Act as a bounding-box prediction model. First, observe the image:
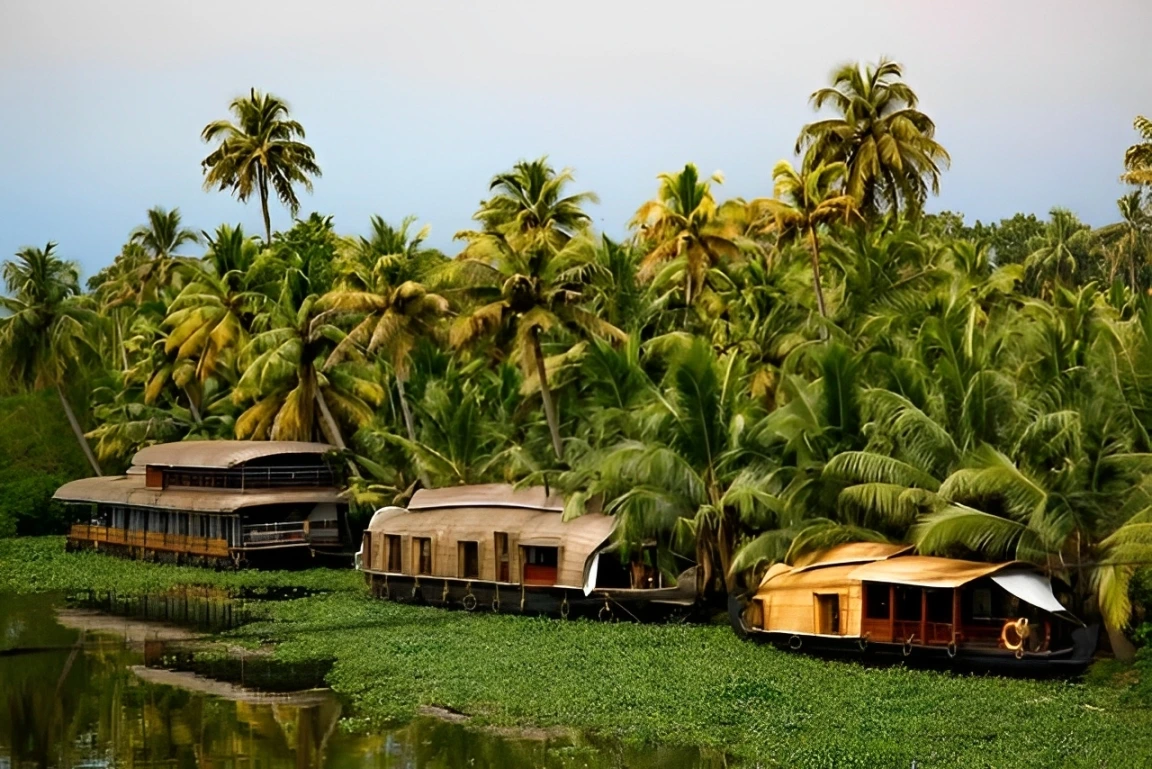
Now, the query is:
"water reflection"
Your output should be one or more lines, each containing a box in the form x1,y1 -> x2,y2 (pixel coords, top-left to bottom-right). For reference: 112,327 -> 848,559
0,593 -> 722,768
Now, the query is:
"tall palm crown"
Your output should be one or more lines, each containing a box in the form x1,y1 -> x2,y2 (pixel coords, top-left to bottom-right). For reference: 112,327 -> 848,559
1096,191 -> 1152,291
1122,115 -> 1152,187
0,243 -> 86,389
761,160 -> 858,323
630,163 -> 741,305
129,206 -> 200,259
339,215 -> 445,291
470,157 -> 599,254
321,215 -> 449,449
1024,208 -> 1092,298
201,88 -> 321,244
164,224 -> 263,383
452,160 -> 617,460
796,58 -> 950,217
0,243 -> 102,474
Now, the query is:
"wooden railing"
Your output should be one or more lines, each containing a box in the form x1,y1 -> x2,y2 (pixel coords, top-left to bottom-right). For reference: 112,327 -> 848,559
242,521 -> 307,546
893,620 -> 955,645
160,465 -> 337,490
69,524 -> 229,558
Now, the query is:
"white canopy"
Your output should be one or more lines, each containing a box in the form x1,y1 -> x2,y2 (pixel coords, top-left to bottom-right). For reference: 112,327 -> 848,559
583,552 -> 600,596
991,570 -> 1068,614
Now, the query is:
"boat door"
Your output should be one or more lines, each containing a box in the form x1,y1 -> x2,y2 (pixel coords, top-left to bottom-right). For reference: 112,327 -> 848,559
815,593 -> 841,635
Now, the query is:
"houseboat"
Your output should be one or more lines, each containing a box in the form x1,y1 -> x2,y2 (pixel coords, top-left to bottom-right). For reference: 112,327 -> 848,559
728,543 -> 1099,674
55,441 -> 350,567
358,484 -> 698,618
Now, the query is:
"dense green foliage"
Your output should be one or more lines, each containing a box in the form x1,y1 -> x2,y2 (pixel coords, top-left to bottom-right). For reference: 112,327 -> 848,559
0,393 -> 91,536
4,66 -> 1152,637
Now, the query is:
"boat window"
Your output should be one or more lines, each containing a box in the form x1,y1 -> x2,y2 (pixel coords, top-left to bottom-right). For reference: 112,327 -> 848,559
523,546 -> 558,586
414,537 -> 433,575
925,589 -> 953,623
864,582 -> 891,620
459,541 -> 480,579
895,586 -> 922,620
816,593 -> 841,634
494,533 -> 510,582
386,535 -> 403,572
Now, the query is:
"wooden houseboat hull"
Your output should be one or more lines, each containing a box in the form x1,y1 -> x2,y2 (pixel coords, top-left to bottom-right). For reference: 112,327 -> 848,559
359,485 -> 700,620
363,570 -> 698,621
728,595 -> 1098,676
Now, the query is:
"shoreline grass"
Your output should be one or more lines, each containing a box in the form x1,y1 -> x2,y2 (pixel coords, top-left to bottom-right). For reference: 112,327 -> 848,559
4,537 -> 1152,767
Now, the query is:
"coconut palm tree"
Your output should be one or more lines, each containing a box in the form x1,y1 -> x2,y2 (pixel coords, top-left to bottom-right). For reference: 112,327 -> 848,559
0,243 -> 102,474
1024,208 -> 1092,298
760,160 -> 858,328
201,88 -> 321,244
163,223 -> 263,384
1122,115 -> 1152,187
322,283 -> 449,445
447,235 -> 625,461
796,58 -> 950,217
1095,191 -> 1152,292
630,163 -> 742,305
129,206 -> 200,259
451,162 -> 620,461
340,215 -> 446,290
466,157 -> 598,255
232,291 -> 384,446
564,337 -> 788,594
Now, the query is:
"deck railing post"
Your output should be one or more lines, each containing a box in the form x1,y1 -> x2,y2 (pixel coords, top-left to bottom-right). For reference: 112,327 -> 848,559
920,590 -> 928,645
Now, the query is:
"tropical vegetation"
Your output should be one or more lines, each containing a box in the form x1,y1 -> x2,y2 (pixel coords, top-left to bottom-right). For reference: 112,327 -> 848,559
5,66 -> 1152,649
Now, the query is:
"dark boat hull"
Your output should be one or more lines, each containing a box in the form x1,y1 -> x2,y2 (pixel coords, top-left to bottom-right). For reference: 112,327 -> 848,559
364,571 -> 698,621
728,595 -> 1098,677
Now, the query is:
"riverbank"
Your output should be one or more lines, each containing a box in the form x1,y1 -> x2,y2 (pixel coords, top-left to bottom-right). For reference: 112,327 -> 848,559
4,537 -> 1152,767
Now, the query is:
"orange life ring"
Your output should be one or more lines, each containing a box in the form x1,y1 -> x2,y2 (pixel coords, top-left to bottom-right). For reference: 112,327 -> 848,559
1000,618 -> 1030,651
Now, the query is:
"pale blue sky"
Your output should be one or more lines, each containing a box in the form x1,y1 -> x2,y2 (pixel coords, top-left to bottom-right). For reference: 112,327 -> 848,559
1,0 -> 1149,281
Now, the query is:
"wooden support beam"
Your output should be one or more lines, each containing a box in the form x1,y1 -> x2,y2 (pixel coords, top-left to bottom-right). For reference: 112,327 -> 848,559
920,589 -> 928,645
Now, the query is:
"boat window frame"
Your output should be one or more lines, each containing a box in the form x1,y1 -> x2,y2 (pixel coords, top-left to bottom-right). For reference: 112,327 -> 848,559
413,536 -> 433,575
458,540 -> 480,580
385,534 -> 403,572
814,591 -> 842,635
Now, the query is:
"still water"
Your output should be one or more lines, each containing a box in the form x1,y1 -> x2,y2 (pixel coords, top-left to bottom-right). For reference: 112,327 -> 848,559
0,593 -> 722,768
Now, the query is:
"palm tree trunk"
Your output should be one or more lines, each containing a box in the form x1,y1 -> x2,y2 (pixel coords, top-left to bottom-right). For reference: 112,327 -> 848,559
58,387 -> 101,476
395,375 -> 431,487
314,389 -> 346,451
531,327 -> 564,460
807,226 -> 830,340
314,388 -> 362,488
118,311 -> 129,371
258,167 -> 272,245
1130,247 -> 1138,294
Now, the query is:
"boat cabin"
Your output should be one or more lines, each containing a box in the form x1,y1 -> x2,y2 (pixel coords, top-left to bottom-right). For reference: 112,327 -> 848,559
732,543 -> 1098,674
55,441 -> 349,567
359,484 -> 697,617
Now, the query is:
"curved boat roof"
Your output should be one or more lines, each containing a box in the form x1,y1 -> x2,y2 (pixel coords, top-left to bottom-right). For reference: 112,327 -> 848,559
407,483 -> 566,512
846,555 -> 1031,589
367,484 -> 614,589
759,543 -> 1035,591
53,475 -> 342,513
131,440 -> 335,470
791,542 -> 913,572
